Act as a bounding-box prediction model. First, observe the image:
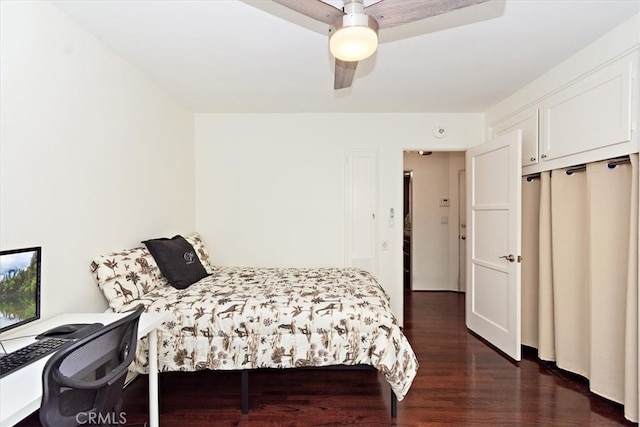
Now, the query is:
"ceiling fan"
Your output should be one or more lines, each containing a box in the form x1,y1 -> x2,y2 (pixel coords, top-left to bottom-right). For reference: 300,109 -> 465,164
273,0 -> 490,90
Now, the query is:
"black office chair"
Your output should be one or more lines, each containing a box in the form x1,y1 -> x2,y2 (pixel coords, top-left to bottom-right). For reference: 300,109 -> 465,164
39,306 -> 144,427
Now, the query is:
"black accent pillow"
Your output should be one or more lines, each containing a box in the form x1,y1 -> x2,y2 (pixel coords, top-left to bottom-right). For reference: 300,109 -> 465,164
142,235 -> 209,289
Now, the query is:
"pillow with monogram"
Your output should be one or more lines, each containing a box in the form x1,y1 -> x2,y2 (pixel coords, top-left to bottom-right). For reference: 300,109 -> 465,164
142,235 -> 210,289
184,232 -> 214,274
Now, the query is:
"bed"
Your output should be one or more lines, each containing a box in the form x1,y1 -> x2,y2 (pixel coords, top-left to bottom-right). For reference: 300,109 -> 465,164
90,234 -> 418,414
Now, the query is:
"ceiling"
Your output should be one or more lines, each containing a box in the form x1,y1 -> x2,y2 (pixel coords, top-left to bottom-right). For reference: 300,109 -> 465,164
51,0 -> 640,114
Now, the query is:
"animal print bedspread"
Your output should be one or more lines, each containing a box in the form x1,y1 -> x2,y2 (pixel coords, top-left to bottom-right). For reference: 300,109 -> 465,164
120,267 -> 418,400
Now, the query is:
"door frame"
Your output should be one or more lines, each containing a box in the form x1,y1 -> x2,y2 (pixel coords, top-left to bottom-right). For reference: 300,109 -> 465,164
403,170 -> 413,290
458,169 -> 467,292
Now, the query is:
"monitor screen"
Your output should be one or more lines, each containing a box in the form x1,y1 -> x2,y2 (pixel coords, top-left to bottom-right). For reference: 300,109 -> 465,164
0,247 -> 41,334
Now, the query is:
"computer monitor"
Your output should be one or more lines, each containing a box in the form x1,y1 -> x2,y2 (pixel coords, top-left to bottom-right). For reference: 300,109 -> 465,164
0,247 -> 41,334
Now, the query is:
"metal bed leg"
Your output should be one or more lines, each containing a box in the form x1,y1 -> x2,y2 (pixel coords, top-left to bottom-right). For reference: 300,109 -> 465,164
391,389 -> 397,418
241,370 -> 249,414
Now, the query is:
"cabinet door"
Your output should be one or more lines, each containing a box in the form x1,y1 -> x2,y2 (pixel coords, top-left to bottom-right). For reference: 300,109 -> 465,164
492,108 -> 539,167
540,60 -> 633,161
345,150 -> 378,276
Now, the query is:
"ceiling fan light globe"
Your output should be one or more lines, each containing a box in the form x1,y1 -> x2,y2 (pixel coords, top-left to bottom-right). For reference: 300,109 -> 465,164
330,26 -> 378,61
329,14 -> 379,62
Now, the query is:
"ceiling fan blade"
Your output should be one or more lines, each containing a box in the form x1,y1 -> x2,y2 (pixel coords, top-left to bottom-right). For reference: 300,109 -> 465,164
365,0 -> 490,29
272,0 -> 344,25
334,59 -> 358,90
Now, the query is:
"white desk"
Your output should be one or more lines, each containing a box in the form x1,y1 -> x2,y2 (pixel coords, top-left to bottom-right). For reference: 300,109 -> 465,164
0,312 -> 169,427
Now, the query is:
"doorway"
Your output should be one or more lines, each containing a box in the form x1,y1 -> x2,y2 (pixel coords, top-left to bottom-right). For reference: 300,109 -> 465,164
403,171 -> 413,289
402,150 -> 465,293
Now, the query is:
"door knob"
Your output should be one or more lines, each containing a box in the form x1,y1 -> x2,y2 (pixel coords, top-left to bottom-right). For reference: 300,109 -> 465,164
460,236 -> 466,240
499,254 -> 516,262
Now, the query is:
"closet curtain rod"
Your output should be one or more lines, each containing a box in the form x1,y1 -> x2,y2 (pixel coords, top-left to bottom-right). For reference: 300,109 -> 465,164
525,155 -> 631,181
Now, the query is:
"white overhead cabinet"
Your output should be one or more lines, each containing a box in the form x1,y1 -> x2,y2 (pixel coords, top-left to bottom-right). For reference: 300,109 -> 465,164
490,54 -> 636,172
540,59 -> 633,162
492,107 -> 539,167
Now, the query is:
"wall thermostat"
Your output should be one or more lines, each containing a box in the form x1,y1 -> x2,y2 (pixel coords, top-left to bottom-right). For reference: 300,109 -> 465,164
433,126 -> 447,138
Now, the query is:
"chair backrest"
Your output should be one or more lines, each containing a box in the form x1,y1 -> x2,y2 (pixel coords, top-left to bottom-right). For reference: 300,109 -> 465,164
40,306 -> 144,427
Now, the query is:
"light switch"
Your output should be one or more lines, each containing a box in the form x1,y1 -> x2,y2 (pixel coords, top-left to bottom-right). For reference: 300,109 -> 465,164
441,216 -> 448,224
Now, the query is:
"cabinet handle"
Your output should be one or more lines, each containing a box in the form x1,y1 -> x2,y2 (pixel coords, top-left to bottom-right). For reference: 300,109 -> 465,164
530,157 -> 536,162
541,154 -> 547,159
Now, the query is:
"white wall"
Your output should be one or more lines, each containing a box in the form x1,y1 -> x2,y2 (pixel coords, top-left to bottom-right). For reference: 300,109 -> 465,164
0,1 -> 195,323
194,113 -> 484,321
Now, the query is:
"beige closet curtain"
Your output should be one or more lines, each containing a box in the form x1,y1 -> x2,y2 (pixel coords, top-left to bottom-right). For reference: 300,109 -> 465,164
521,155 -> 639,422
521,175 -> 540,349
551,166 -> 591,377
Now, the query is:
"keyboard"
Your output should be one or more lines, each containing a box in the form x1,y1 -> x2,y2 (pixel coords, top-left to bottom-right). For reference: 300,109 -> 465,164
0,337 -> 72,379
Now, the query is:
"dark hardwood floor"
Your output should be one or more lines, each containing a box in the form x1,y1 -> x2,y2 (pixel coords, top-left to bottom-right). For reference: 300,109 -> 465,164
18,291 -> 635,426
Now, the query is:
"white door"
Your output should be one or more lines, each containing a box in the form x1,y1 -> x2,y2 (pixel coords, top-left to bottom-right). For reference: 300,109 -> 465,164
346,150 -> 378,276
466,131 -> 522,361
458,169 -> 466,292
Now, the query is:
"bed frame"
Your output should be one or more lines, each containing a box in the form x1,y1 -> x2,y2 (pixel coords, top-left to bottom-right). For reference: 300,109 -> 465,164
239,365 -> 398,418
91,236 -> 414,417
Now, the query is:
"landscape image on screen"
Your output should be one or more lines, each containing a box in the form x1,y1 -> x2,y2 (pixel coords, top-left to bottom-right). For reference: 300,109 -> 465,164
0,249 -> 39,329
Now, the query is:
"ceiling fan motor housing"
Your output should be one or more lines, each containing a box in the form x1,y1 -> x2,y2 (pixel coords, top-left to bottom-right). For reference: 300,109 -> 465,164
329,13 -> 379,36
